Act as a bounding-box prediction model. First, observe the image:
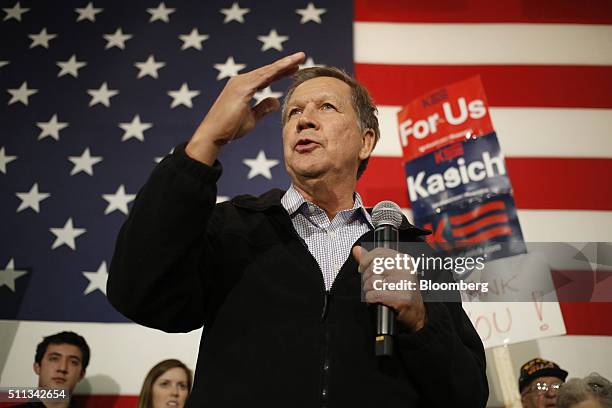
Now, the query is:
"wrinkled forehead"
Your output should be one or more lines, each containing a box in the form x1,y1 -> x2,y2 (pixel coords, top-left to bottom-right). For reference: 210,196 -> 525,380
287,76 -> 353,106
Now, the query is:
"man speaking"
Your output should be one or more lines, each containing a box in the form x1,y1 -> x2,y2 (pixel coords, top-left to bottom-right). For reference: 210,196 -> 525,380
107,52 -> 488,407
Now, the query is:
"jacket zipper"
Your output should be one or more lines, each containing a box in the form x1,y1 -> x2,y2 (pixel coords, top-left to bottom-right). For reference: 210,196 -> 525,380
290,230 -> 332,407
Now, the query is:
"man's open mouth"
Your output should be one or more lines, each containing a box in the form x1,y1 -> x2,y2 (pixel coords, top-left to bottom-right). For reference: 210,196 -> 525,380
295,138 -> 319,152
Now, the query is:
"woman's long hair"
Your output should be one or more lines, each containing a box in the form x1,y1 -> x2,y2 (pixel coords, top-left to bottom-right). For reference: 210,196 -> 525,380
137,359 -> 193,408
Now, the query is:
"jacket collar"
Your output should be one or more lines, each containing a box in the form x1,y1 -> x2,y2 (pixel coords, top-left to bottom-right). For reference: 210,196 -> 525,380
231,188 -> 430,235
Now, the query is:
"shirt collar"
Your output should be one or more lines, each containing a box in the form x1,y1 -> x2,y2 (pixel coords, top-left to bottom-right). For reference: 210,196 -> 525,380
281,184 -> 373,227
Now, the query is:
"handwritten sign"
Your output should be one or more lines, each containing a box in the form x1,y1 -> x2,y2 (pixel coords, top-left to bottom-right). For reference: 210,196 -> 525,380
463,301 -> 566,348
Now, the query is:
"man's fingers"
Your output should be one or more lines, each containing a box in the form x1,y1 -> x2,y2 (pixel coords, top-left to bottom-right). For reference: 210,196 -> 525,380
358,247 -> 396,271
252,97 -> 280,122
251,52 -> 305,89
352,246 -> 363,264
353,246 -> 372,274
364,289 -> 386,305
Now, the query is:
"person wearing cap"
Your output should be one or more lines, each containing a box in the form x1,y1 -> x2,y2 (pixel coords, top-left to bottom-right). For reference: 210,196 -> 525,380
519,358 -> 569,408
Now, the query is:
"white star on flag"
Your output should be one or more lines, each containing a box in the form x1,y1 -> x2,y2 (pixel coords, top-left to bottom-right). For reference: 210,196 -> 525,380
28,28 -> 57,49
253,86 -> 283,105
50,218 -> 86,250
82,261 -> 109,295
134,55 -> 166,79
75,2 -> 102,22
103,28 -> 133,50
68,148 -> 103,176
257,29 -> 289,51
220,2 -> 250,23
299,56 -> 322,70
0,147 -> 18,174
295,3 -> 327,24
57,54 -> 87,78
16,183 -> 50,213
179,28 -> 210,50
102,185 -> 136,215
7,81 -> 38,106
119,115 -> 153,142
36,114 -> 69,141
0,259 -> 28,292
87,82 -> 119,107
147,2 -> 175,23
214,56 -> 246,80
3,2 -> 29,21
243,150 -> 279,180
168,83 -> 200,108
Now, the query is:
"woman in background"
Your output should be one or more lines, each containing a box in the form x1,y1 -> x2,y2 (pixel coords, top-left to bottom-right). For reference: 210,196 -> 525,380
138,359 -> 192,408
557,373 -> 612,408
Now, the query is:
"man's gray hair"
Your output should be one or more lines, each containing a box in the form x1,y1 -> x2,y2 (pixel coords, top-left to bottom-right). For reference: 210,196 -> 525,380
281,66 -> 380,179
557,373 -> 612,408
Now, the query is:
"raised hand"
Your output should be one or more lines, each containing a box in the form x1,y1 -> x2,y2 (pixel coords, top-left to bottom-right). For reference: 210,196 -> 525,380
186,52 -> 305,165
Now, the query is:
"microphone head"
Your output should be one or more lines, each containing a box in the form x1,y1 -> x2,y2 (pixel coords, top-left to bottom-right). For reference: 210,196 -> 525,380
372,200 -> 404,229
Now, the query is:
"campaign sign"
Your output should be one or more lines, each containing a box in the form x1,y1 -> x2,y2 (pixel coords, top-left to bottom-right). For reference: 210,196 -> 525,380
405,132 -> 511,217
415,193 -> 526,262
397,76 -> 494,162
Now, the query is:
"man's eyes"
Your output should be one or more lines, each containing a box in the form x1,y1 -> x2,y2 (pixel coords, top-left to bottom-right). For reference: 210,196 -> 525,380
288,107 -> 302,117
288,103 -> 336,117
47,355 -> 80,366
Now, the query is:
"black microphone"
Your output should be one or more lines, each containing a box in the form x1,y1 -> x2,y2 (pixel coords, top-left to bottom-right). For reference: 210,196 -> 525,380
371,200 -> 405,357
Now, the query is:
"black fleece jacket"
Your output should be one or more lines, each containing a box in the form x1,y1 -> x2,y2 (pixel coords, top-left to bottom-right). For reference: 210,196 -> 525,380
107,143 -> 488,407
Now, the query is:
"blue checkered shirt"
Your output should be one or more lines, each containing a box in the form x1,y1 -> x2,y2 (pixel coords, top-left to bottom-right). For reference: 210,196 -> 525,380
281,185 -> 373,291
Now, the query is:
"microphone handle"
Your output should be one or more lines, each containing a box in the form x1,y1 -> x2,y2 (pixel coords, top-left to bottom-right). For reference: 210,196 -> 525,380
374,225 -> 398,357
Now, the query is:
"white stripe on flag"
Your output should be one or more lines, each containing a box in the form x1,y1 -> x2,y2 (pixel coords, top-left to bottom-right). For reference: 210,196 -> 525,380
354,22 -> 612,65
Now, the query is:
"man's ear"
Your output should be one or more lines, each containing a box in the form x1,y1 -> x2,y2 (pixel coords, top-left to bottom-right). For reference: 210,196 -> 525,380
359,128 -> 376,161
33,362 -> 40,375
79,369 -> 86,382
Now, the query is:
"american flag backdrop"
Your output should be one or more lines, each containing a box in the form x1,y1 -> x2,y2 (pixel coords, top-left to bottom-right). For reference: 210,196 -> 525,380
1,0 -> 611,406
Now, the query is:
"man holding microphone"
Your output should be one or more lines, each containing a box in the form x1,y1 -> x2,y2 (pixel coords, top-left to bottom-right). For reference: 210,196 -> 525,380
108,52 -> 488,407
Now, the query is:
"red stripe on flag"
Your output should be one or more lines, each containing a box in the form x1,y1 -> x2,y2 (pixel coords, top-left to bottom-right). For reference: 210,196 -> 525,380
507,158 -> 612,210
450,201 -> 507,225
72,395 -> 139,408
357,157 -> 612,210
358,157 -> 410,207
451,214 -> 510,236
355,0 -> 612,24
560,302 -> 612,335
355,64 -> 612,108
